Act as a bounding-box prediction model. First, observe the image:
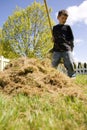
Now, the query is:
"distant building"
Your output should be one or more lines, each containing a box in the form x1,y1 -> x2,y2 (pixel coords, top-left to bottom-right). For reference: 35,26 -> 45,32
0,56 -> 10,71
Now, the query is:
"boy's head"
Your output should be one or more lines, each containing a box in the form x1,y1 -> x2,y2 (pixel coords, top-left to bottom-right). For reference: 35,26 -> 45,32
57,10 -> 68,24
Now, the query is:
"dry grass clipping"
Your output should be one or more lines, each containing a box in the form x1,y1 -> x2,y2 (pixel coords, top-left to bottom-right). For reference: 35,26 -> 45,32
0,57 -> 85,99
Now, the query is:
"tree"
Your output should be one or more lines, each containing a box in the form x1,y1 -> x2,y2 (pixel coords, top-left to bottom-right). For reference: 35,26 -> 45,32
2,1 -> 54,58
0,28 -> 19,58
0,28 -> 3,56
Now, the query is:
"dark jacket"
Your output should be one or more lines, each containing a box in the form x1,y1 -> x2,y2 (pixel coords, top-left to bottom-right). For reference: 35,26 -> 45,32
52,24 -> 74,52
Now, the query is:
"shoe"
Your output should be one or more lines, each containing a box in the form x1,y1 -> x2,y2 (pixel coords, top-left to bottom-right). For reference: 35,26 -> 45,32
70,73 -> 76,79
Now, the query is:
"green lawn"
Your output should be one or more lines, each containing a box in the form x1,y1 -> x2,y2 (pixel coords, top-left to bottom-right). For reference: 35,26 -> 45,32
0,75 -> 87,130
75,75 -> 87,86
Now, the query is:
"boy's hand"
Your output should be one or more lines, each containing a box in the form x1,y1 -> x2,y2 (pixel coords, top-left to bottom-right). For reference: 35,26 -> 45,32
49,48 -> 54,53
51,36 -> 55,42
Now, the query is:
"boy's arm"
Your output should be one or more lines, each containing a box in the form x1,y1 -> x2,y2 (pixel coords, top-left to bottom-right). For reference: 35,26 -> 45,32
52,26 -> 56,42
67,25 -> 74,51
49,26 -> 55,53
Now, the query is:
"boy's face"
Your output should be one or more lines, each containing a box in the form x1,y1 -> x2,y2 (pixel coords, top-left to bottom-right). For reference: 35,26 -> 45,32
58,14 -> 68,24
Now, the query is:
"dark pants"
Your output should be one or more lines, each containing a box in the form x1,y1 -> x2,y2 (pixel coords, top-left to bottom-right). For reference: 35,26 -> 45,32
52,51 -> 75,77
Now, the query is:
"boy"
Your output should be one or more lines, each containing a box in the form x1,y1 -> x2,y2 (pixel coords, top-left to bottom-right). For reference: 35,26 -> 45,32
52,9 -> 75,78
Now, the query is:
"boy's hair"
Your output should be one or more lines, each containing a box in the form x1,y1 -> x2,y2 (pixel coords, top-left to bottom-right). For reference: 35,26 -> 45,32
58,10 -> 68,17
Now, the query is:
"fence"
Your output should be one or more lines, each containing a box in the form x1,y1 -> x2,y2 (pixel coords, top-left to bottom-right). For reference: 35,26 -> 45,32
0,56 -> 10,71
58,62 -> 87,75
75,68 -> 87,75
74,62 -> 87,75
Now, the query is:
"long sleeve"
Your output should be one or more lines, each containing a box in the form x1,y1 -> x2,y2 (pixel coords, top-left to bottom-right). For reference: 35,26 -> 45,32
67,25 -> 74,51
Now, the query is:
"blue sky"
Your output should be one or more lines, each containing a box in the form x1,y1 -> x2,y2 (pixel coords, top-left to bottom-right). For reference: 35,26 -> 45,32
0,0 -> 87,63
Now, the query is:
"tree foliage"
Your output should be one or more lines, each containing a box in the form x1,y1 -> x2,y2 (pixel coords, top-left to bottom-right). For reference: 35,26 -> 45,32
2,1 -> 54,58
0,28 -> 19,58
0,28 -> 3,56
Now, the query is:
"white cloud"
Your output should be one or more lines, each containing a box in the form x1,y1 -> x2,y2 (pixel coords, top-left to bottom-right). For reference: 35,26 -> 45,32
66,0 -> 87,25
74,39 -> 83,44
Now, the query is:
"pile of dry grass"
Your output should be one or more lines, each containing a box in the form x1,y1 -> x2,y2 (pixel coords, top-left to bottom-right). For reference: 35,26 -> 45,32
0,57 -> 85,99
